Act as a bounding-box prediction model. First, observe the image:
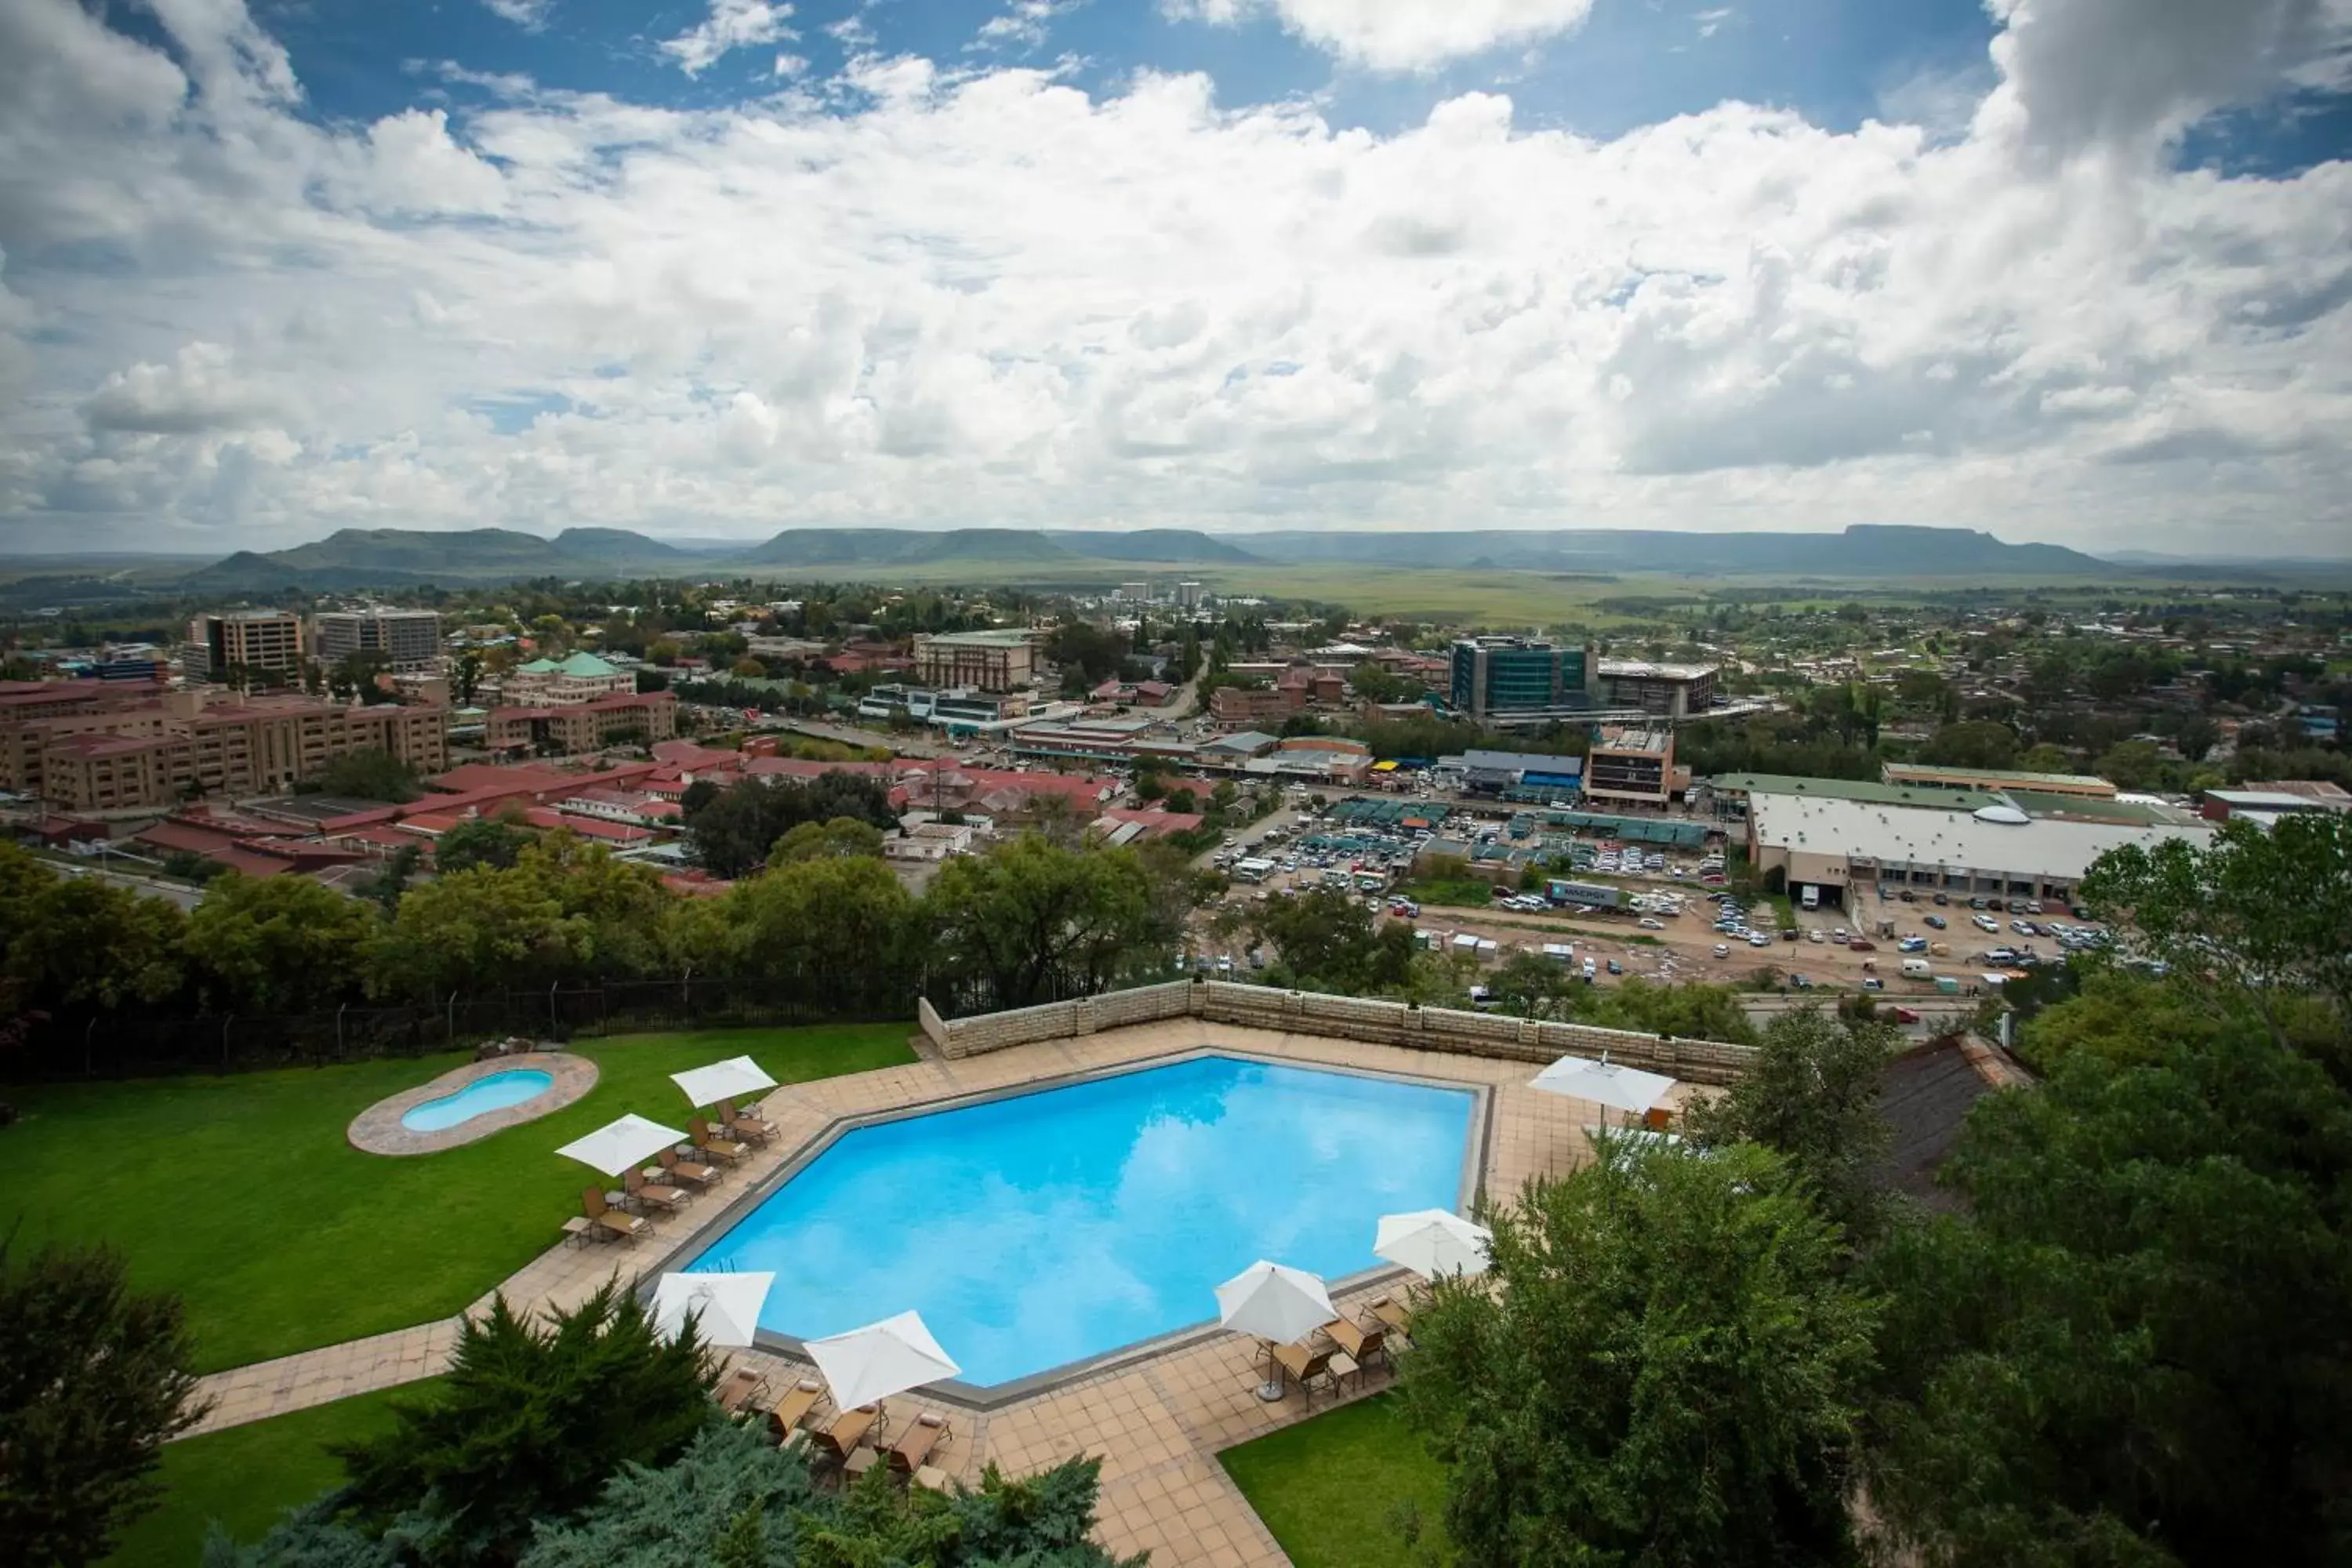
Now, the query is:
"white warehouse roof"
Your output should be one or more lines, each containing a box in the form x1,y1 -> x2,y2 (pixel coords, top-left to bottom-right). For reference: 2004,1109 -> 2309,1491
1749,793 -> 2211,880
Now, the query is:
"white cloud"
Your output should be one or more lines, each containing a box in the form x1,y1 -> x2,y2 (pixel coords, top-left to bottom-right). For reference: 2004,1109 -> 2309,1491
1162,0 -> 1599,73
481,0 -> 554,30
660,0 -> 797,78
1695,8 -> 1733,41
1,0 -> 2349,556
975,1 -> 1082,53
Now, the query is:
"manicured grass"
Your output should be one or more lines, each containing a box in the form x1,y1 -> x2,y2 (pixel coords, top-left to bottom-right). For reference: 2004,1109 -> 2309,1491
1397,877 -> 1501,909
1219,1395 -> 1454,1568
107,1383 -> 427,1568
3,1022 -> 916,1373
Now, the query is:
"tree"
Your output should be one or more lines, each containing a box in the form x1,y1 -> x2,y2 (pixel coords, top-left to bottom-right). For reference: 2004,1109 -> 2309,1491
184,873 -> 381,1013
728,852 -> 913,1014
434,815 -> 532,876
520,1420 -> 1142,1568
922,836 -> 1169,1011
327,650 -> 394,705
1487,949 -> 1580,1020
366,866 -> 590,997
1161,786 -> 1198,814
2081,813 -> 2352,1037
1684,1004 -> 1899,1243
5,878 -> 186,1012
0,1238 -> 209,1568
2017,742 -> 2072,773
311,749 -> 419,802
1402,1143 -> 1879,1566
768,817 -> 885,867
363,844 -> 423,913
686,776 -> 896,880
320,1282 -> 715,1567
1917,720 -> 2020,770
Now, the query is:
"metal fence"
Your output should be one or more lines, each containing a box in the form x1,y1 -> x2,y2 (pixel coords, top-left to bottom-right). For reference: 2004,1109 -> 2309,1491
5,978 -> 907,1083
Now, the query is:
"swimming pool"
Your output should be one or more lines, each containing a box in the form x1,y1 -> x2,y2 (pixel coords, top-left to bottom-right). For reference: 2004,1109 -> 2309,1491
684,1054 -> 1475,1388
399,1068 -> 556,1133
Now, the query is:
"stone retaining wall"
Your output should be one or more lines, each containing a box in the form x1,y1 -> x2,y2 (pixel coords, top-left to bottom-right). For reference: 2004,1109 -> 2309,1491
924,979 -> 1755,1084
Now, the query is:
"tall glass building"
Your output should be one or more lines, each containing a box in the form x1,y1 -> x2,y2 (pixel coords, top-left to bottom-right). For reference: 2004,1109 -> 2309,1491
1449,637 -> 1595,722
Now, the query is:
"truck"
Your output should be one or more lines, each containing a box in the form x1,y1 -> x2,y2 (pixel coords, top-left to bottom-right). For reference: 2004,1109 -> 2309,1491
1800,884 -> 1820,910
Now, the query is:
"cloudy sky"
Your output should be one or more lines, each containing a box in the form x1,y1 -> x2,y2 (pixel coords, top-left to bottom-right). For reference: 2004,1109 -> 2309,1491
2,0 -> 2349,557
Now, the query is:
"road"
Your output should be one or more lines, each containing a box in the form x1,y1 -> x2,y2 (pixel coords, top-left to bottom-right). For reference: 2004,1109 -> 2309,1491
48,857 -> 207,909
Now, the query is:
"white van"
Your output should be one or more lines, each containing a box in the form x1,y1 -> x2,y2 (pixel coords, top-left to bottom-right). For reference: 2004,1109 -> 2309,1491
1801,885 -> 1820,910
1900,957 -> 1933,979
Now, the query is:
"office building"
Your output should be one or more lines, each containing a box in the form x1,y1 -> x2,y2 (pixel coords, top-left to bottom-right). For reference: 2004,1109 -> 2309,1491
1175,581 -> 1203,609
314,608 -> 443,670
186,610 -> 303,681
488,690 -> 677,756
1448,637 -> 1597,724
499,652 -> 633,705
1584,725 -> 1679,808
913,630 -> 1037,692
1597,659 -> 1719,717
16,688 -> 449,811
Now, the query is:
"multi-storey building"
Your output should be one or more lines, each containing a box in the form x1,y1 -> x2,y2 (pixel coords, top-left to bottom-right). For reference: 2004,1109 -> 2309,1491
313,608 -> 444,670
1448,637 -> 1597,724
487,690 -> 677,756
913,630 -> 1036,692
498,652 -> 633,705
186,610 -> 304,681
1583,725 -> 1678,808
20,688 -> 450,811
1597,659 -> 1719,717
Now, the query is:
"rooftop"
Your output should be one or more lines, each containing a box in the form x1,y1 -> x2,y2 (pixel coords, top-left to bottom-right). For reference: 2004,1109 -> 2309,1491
1708,773 -> 2005,811
918,629 -> 1037,647
1882,761 -> 2118,795
1598,659 -> 1719,681
1748,792 -> 2210,879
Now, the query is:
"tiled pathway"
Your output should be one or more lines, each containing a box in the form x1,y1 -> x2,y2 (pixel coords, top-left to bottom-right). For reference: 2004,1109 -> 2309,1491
185,1021 -> 1688,1564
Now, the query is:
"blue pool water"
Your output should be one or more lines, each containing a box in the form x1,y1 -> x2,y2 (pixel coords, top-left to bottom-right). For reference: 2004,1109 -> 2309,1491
684,1055 -> 1474,1386
400,1069 -> 556,1132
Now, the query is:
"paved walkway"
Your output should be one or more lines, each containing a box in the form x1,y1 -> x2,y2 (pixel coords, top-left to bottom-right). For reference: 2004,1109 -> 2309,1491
184,1020 -> 1684,1564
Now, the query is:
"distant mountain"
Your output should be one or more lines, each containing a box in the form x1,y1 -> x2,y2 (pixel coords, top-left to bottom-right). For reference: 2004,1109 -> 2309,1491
1246,524 -> 2110,576
180,526 -> 707,590
553,527 -> 694,564
1041,528 -> 1260,564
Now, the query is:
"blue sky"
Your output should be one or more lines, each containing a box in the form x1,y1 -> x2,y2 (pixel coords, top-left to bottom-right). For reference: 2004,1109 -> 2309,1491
2,0 -> 2348,556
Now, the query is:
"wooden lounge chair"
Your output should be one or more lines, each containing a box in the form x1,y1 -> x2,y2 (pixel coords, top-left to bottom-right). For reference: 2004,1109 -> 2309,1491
579,1187 -> 644,1243
689,1116 -> 749,1165
718,1098 -> 779,1145
716,1367 -> 768,1416
888,1411 -> 952,1475
1326,1316 -> 1388,1372
623,1167 -> 691,1214
806,1404 -> 879,1465
1367,1294 -> 1415,1338
1272,1341 -> 1337,1406
767,1378 -> 827,1439
655,1146 -> 722,1189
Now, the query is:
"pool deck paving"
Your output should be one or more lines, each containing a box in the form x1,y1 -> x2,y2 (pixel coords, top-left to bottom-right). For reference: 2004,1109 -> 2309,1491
183,1018 -> 1690,1565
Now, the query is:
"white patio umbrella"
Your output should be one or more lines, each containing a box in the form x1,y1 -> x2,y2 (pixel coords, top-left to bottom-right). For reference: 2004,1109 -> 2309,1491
670,1055 -> 778,1110
1216,1261 -> 1337,1402
1374,1210 -> 1493,1281
1529,1052 -> 1675,1128
805,1311 -> 961,1410
652,1271 -> 775,1347
556,1113 -> 690,1178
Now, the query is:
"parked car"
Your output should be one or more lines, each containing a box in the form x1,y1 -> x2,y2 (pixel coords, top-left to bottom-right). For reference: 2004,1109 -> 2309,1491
1862,978 -> 1885,991
1713,942 -> 1731,958
1924,914 -> 1947,929
1849,938 -> 1876,951
1639,916 -> 1664,931
1933,892 -> 1950,906
1607,959 -> 1623,975
1808,929 -> 1827,943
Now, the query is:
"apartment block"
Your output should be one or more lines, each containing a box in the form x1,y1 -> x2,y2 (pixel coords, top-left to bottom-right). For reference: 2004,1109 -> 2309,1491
187,610 -> 304,681
314,608 -> 443,670
20,688 -> 451,811
1584,724 -> 1679,808
1449,637 -> 1598,724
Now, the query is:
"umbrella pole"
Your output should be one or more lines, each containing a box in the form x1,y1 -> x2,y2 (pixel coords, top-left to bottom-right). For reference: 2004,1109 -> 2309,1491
1257,1340 -> 1284,1403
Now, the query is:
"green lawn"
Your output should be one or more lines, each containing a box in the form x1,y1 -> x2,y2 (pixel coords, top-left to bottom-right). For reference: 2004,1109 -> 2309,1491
106,1383 -> 427,1568
1219,1395 -> 1454,1568
3,1022 -> 916,1373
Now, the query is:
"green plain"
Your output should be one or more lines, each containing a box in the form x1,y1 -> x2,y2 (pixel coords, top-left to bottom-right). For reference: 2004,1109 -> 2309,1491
106,1382 -> 428,1568
2,1023 -> 916,1373
1218,1394 -> 1454,1568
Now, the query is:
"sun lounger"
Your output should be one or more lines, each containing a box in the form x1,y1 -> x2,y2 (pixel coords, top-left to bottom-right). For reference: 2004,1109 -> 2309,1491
718,1097 -> 780,1145
767,1378 -> 826,1439
807,1404 -> 879,1465
655,1147 -> 722,1189
1326,1316 -> 1388,1371
888,1411 -> 952,1475
716,1367 -> 768,1415
623,1167 -> 691,1214
689,1117 -> 749,1164
1367,1294 -> 1415,1338
1272,1341 -> 1337,1406
579,1187 -> 644,1243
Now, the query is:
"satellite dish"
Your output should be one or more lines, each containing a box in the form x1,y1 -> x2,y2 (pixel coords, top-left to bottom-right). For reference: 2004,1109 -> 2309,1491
1974,804 -> 2030,826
